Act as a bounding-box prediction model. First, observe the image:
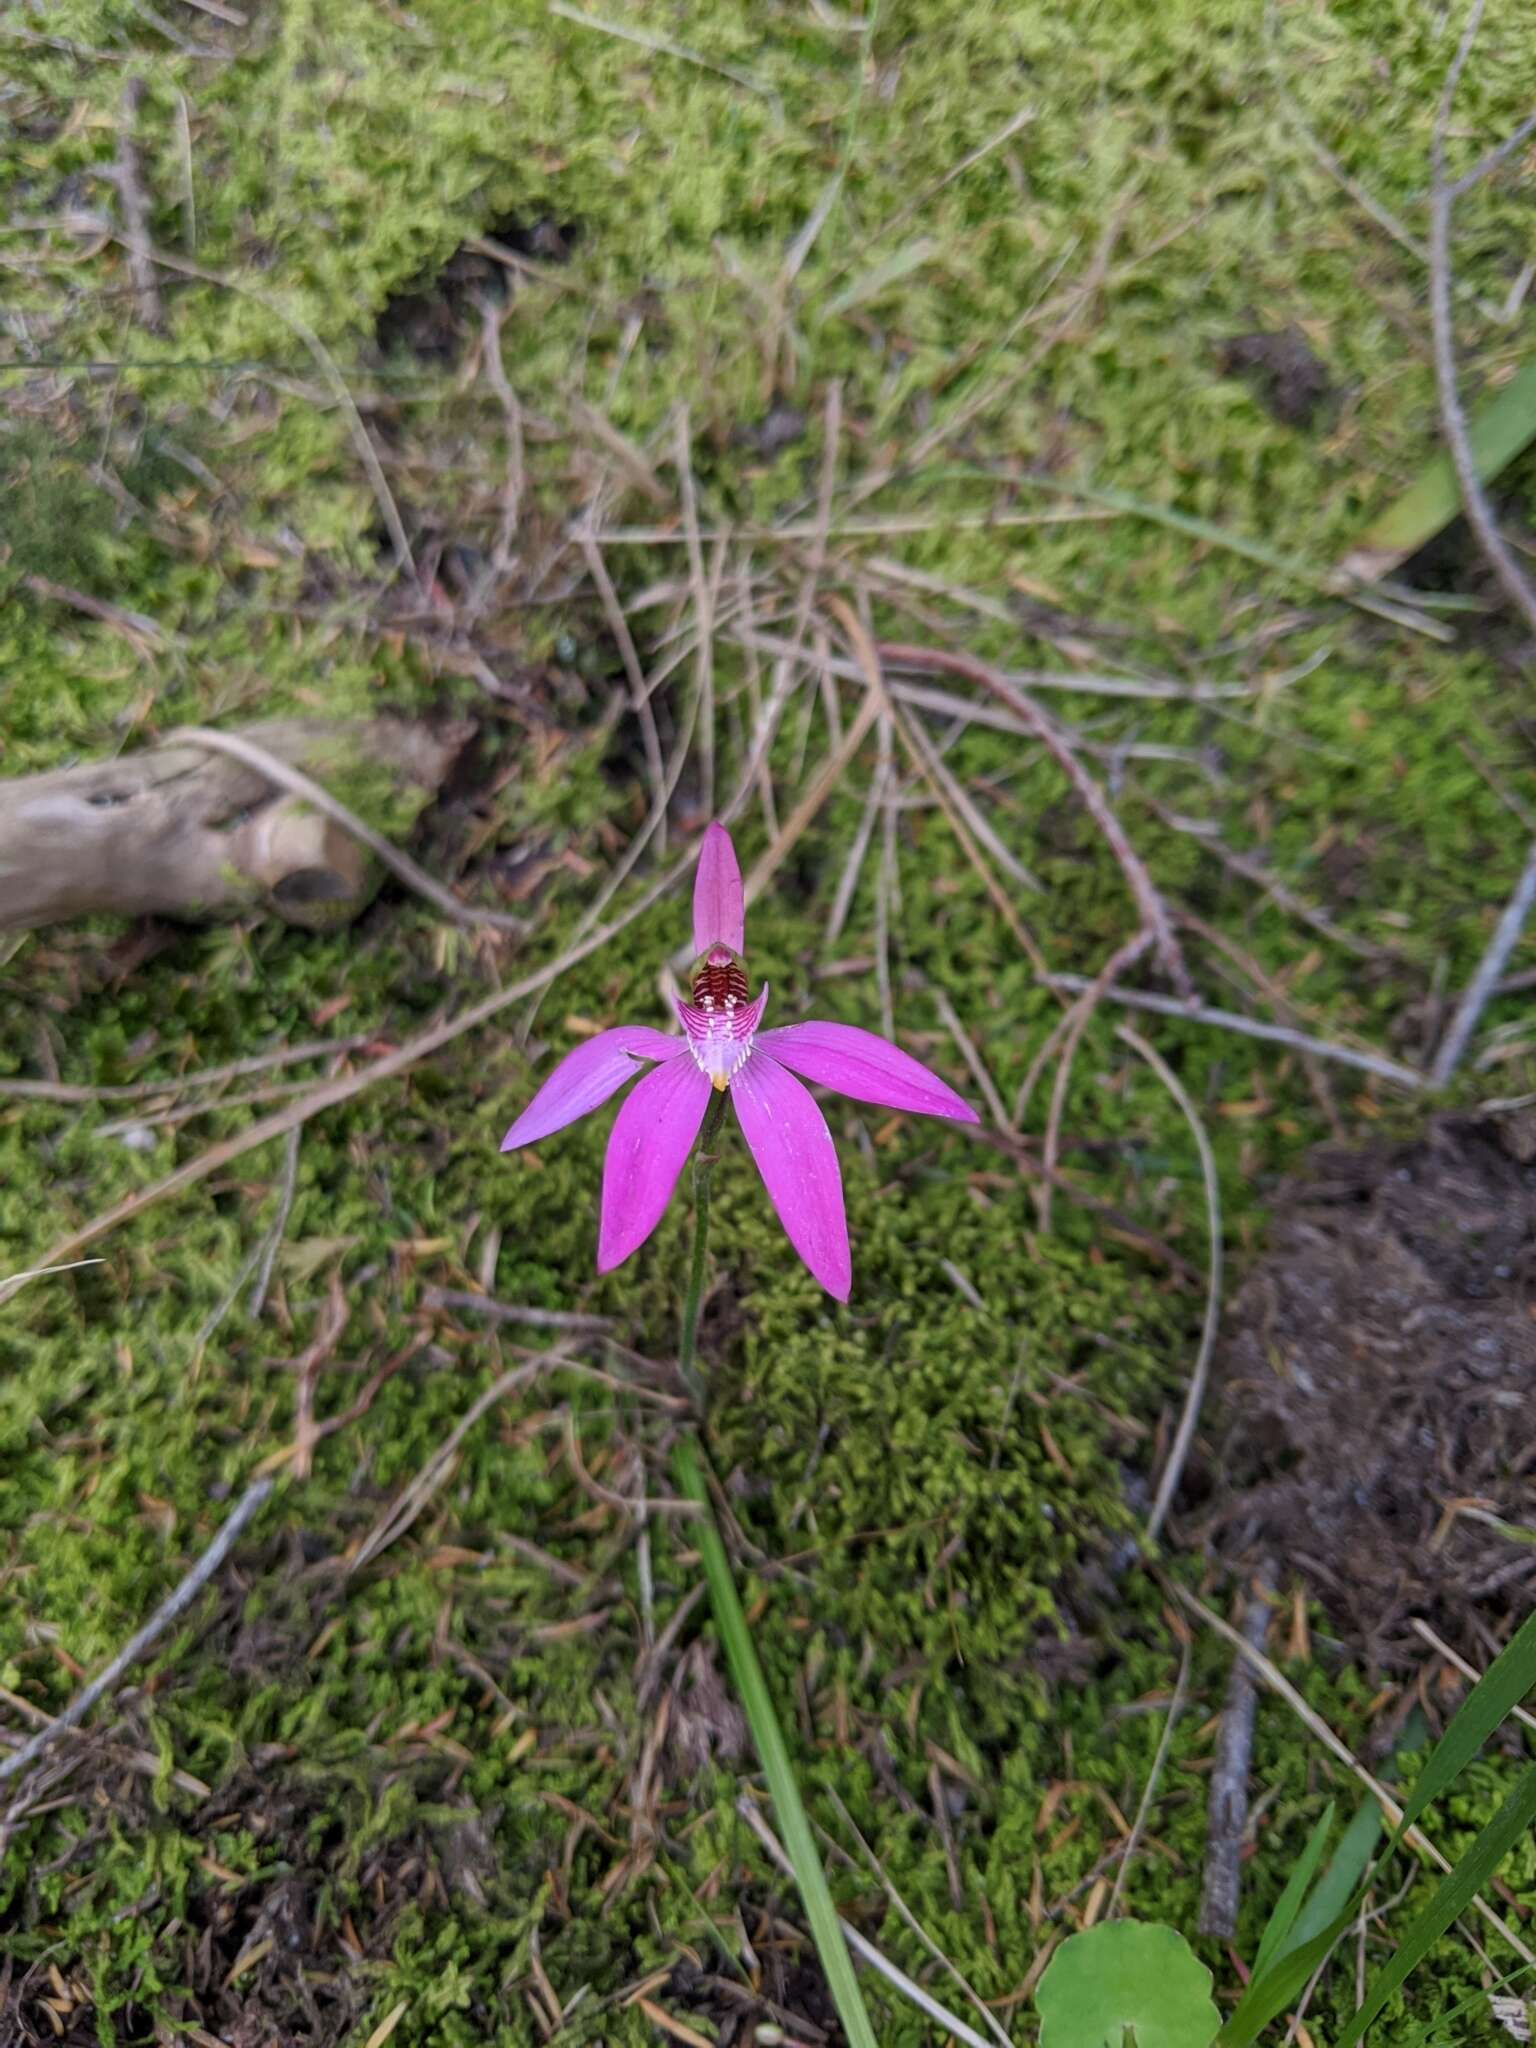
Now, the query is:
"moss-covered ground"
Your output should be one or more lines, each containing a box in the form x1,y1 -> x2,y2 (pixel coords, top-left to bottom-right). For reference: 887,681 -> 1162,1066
2,1 -> 1535,2041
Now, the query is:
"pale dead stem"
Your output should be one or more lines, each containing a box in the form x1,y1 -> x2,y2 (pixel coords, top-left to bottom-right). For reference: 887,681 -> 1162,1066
673,404 -> 716,820
169,725 -> 529,935
0,1033 -> 376,1106
1038,932 -> 1155,1232
0,1477 -> 274,1792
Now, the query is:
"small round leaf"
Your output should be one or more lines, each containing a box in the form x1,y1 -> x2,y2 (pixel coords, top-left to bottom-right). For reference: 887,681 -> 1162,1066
1035,1920 -> 1220,2048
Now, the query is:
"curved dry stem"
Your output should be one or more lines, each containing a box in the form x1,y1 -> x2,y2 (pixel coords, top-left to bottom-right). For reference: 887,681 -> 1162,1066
169,726 -> 527,935
1119,1024 -> 1222,1546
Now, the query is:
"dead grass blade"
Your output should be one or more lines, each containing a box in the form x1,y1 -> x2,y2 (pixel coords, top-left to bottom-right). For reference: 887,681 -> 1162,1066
878,642 -> 1190,993
1118,1023 -> 1222,1545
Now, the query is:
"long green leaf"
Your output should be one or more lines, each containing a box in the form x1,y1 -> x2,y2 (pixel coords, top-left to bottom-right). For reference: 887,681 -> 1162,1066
1343,358 -> 1536,579
1217,1905 -> 1360,2048
1252,1802 -> 1335,1981
672,1433 -> 879,2048
1335,1763 -> 1536,2048
1389,1604 -> 1536,1853
1290,1796 -> 1383,1950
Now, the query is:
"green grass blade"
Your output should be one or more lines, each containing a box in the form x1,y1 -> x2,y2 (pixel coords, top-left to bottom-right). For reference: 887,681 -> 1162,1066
1290,1795 -> 1383,1950
1334,1763 -> 1536,2048
1389,1604 -> 1536,1854
1252,1801 -> 1334,1980
1216,1906 -> 1359,2048
1344,358 -> 1536,578
672,1432 -> 879,2048
1222,1799 -> 1383,2046
995,471 -> 1456,641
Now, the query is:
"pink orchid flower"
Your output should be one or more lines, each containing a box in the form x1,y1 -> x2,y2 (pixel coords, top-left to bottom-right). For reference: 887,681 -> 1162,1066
500,822 -> 978,1299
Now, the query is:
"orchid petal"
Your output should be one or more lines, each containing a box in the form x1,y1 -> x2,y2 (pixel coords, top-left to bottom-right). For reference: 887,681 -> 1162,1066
500,1026 -> 680,1151
597,1052 -> 712,1272
693,820 -> 745,959
755,1020 -> 979,1123
732,1053 -> 851,1301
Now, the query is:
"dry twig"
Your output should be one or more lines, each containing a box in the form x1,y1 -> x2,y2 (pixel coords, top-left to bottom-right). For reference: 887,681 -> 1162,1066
1198,1565 -> 1275,1938
1043,976 -> 1424,1089
1430,840 -> 1536,1086
0,1477 -> 273,1788
1129,1025 -> 1223,1546
1175,1582 -> 1536,1966
0,846 -> 695,1307
877,642 -> 1192,995
168,725 -> 528,934
111,80 -> 163,330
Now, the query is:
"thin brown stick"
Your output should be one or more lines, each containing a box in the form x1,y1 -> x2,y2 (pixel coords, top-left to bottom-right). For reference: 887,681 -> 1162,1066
0,849 -> 695,1308
168,725 -> 529,934
1144,796 -> 1393,964
889,696 -> 1040,894
419,1287 -> 619,1338
475,293 -> 526,595
738,691 -> 881,918
23,573 -> 174,650
673,405 -> 716,818
929,985 -> 1011,1132
126,239 -> 417,584
877,642 -> 1192,995
246,1123 -> 301,1320
0,1033 -> 374,1104
1429,0 -> 1536,638
345,1355 -> 558,1575
1198,1564 -> 1276,1938
0,1477 -> 273,1787
578,525 -> 666,819
826,602 -> 1053,980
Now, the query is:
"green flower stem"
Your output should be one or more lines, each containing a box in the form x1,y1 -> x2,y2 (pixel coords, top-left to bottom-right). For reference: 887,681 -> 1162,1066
670,1098 -> 878,2048
677,1090 -> 728,1405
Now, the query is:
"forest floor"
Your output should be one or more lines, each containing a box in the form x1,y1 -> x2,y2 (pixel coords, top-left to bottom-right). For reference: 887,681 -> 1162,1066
2,2 -> 1535,2043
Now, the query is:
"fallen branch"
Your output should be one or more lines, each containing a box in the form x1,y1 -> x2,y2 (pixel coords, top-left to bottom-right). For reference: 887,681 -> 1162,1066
0,717 -> 466,932
0,1477 -> 273,1789
167,723 -> 525,935
1198,1563 -> 1276,1939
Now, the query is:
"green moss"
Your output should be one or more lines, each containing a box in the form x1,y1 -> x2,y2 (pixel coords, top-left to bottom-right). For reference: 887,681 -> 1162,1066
3,0 -> 1535,2039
